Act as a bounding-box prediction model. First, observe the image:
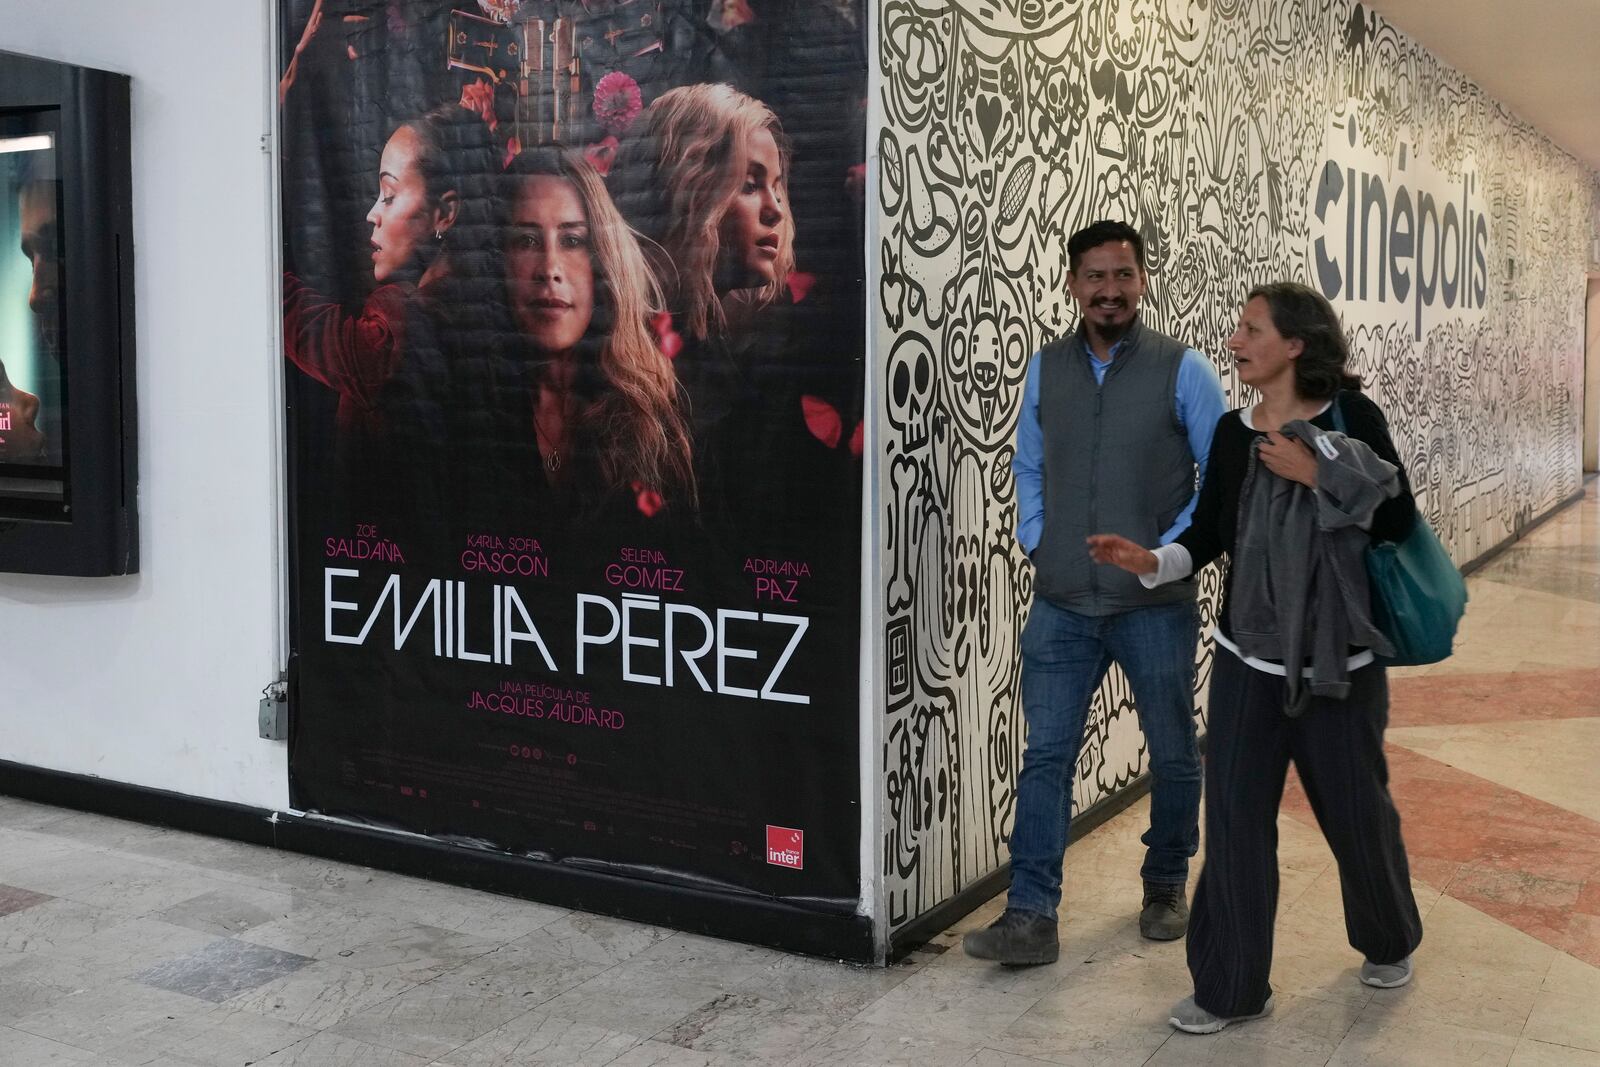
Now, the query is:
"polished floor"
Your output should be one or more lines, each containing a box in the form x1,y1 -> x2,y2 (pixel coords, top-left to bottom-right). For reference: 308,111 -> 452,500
2,488 -> 1597,1066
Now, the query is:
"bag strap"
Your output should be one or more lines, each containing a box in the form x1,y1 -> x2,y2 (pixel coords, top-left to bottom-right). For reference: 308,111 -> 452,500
1329,390 -> 1347,434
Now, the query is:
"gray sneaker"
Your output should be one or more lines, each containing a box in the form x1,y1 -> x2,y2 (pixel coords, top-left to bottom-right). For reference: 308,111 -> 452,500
1360,955 -> 1414,988
961,909 -> 1059,966
1140,881 -> 1189,941
1168,994 -> 1275,1034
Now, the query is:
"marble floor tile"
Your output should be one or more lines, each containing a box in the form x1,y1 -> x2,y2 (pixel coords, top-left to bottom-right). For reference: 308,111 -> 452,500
314,872 -> 569,941
1522,990 -> 1600,1054
328,975 -> 539,1059
605,1038 -> 743,1065
432,1011 -> 645,1066
434,941 -> 612,1003
656,990 -> 839,1062
1142,991 -> 1363,1066
224,959 -> 421,1029
0,830 -> 90,883
132,936 -> 314,1002
32,812 -> 174,853
530,965 -> 729,1037
504,910 -> 674,965
1388,668 -> 1600,729
0,961 -> 111,1024
149,883 -> 304,938
99,1005 -> 316,1066
1542,950 -> 1600,1000
0,797 -> 77,833
241,906 -> 501,982
855,969 -> 1043,1047
0,1026 -> 129,1067
981,979 -> 1175,1067
1387,719 -> 1600,823
624,931 -> 790,985
1413,895 -> 1558,989
0,884 -> 51,918
729,951 -> 914,1025
1327,1010 -> 1517,1066
967,1050 -> 1089,1067
784,1020 -> 983,1067
254,1031 -> 434,1067
1510,1038 -> 1600,1066
0,898 -> 161,958
17,850 -> 232,920
8,977 -> 213,1053
48,915 -> 218,979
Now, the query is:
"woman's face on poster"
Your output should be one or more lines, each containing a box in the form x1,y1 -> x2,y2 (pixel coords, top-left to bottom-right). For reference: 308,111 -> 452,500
366,126 -> 440,284
716,126 -> 786,290
505,174 -> 595,355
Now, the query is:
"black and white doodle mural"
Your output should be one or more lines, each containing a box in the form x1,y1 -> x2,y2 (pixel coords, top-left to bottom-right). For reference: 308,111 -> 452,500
876,0 -> 1600,930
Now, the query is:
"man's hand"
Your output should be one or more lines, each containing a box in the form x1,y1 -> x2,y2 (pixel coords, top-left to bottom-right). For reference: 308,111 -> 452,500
1259,431 -> 1317,488
1086,534 -> 1158,575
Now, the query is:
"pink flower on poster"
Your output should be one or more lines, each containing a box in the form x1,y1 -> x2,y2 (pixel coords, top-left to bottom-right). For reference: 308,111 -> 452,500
459,78 -> 499,132
593,72 -> 643,134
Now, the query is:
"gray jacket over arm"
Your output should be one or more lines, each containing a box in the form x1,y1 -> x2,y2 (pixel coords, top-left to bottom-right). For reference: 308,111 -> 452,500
1230,419 -> 1399,715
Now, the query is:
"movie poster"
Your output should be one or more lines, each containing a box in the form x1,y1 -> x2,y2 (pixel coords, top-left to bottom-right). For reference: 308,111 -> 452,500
0,112 -> 66,499
279,0 -> 867,908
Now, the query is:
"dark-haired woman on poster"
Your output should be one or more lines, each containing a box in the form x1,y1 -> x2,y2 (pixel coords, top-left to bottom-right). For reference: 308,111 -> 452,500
461,145 -> 693,531
1088,282 -> 1424,1035
609,83 -> 858,552
281,104 -> 501,518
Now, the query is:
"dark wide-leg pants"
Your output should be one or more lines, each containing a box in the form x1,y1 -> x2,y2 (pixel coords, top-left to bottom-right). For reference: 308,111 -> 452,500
1187,649 -> 1424,1017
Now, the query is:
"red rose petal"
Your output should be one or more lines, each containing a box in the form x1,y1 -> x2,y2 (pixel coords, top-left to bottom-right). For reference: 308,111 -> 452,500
802,395 -> 843,449
631,481 -> 664,518
849,420 -> 864,457
787,271 -> 816,304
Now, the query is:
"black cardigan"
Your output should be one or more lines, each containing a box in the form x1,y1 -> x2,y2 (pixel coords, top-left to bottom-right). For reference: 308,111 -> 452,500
1175,390 -> 1415,641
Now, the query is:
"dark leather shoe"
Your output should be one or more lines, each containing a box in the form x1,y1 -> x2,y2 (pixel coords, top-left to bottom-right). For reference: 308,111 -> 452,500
1140,881 -> 1189,940
962,909 -> 1059,966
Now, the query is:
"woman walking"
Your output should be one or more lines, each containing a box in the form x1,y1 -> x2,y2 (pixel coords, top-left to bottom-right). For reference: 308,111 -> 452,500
1088,281 -> 1424,1034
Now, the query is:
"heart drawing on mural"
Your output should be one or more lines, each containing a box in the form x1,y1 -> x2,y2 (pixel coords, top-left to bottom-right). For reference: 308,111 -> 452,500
974,94 -> 1002,151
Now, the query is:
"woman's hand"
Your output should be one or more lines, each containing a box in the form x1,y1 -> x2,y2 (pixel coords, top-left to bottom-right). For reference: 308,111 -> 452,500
278,0 -> 325,107
1259,431 -> 1318,487
1086,534 -> 1158,575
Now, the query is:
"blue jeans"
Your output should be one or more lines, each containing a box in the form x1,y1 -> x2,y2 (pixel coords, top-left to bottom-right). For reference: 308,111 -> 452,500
1008,598 -> 1202,920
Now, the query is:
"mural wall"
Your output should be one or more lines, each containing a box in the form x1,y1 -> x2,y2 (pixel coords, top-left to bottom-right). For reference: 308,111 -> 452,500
876,0 -> 1600,931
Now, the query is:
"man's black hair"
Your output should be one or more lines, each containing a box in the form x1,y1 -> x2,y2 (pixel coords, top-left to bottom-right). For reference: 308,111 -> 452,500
1067,220 -> 1145,273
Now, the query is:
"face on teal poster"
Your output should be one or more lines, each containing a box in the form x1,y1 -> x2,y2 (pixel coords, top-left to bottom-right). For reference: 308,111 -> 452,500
0,112 -> 65,479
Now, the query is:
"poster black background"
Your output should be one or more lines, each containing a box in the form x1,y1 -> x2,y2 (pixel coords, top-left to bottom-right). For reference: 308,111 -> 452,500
282,1 -> 866,908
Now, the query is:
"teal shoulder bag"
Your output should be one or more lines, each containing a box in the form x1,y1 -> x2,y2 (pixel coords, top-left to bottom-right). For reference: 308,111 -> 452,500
1331,394 -> 1468,666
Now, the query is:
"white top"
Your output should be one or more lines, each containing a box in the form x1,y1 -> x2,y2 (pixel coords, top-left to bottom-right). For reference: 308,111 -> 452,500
1139,402 -> 1374,676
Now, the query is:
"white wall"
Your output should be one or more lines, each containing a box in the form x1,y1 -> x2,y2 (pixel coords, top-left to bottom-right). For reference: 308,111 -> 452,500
0,2 -> 287,807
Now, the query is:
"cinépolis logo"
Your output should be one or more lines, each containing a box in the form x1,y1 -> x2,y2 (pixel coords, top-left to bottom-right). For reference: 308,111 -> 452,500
1308,112 -> 1489,340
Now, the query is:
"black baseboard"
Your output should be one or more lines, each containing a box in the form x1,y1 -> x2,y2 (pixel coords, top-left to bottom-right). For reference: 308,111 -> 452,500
0,760 -> 876,963
886,767 -> 1157,961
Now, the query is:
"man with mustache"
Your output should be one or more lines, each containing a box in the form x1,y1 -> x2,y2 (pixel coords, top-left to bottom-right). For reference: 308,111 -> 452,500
964,220 -> 1226,965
